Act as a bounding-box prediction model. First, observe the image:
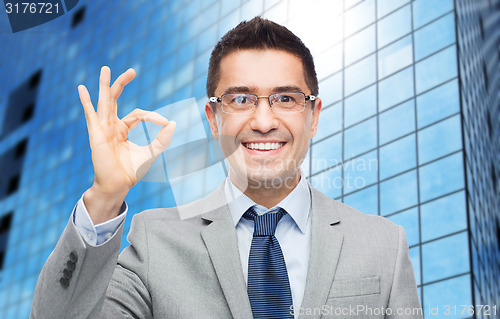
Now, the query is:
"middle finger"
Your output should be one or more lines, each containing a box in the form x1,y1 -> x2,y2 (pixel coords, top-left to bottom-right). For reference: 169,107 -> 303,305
97,66 -> 112,119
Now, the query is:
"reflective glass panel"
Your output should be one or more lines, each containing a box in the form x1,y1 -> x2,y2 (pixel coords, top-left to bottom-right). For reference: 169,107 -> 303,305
344,25 -> 375,66
343,184 -> 378,215
380,170 -> 418,215
319,72 -> 343,105
378,35 -> 413,79
413,0 -> 454,29
343,150 -> 378,194
415,45 -> 457,94
218,9 -> 240,38
344,0 -> 375,37
379,100 -> 415,144
310,165 -> 342,199
345,54 -> 376,96
240,0 -> 264,21
421,191 -> 467,242
344,85 -> 376,127
377,0 -> 410,18
423,275 -> 472,314
388,207 -> 419,246
419,152 -> 465,202
379,134 -> 416,180
316,44 -> 343,80
344,117 -> 377,159
195,49 -> 211,76
377,5 -> 411,48
197,24 -> 217,54
378,67 -> 414,111
414,13 -> 455,61
422,232 -> 469,283
311,133 -> 342,174
314,102 -> 342,141
416,80 -> 459,128
418,115 -> 462,164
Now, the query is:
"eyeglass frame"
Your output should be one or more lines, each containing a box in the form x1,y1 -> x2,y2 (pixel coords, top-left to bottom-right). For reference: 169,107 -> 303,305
209,92 -> 317,114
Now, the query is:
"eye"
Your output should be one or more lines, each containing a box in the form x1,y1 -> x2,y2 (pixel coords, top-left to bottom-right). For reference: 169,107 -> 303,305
233,95 -> 250,105
276,94 -> 295,103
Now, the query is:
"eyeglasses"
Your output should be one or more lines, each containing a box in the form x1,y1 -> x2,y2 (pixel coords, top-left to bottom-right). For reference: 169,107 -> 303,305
209,92 -> 316,114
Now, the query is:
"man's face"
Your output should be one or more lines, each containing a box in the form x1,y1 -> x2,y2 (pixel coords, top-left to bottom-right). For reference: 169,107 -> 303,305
205,49 -> 322,190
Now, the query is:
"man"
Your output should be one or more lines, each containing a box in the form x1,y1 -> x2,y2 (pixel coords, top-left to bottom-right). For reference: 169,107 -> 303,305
31,17 -> 422,318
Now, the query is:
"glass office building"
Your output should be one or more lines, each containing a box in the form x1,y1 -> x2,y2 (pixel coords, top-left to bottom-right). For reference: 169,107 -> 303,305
0,0 -> 498,317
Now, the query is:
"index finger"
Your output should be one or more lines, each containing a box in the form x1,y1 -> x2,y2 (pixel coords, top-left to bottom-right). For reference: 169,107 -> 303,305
111,68 -> 136,101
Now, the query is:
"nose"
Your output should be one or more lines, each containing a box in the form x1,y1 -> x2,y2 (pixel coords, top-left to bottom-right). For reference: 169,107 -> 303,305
248,97 -> 280,133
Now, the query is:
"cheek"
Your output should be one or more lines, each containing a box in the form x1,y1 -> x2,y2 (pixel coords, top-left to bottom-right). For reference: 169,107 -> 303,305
219,116 -> 247,135
298,116 -> 313,140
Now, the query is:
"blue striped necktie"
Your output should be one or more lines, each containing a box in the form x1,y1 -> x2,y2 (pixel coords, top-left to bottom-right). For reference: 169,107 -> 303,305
243,207 -> 294,319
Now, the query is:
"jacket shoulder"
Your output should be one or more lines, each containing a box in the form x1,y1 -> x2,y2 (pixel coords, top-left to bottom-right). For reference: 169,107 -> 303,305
335,199 -> 399,232
311,184 -> 399,233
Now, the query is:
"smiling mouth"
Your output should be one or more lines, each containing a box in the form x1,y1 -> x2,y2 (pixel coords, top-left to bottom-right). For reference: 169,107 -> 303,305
243,142 -> 285,151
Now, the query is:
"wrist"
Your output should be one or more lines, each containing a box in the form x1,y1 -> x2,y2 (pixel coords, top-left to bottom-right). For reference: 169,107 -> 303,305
84,186 -> 127,224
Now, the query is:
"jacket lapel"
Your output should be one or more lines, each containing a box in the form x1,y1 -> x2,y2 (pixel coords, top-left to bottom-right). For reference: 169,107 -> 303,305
299,185 -> 344,319
200,185 -> 254,319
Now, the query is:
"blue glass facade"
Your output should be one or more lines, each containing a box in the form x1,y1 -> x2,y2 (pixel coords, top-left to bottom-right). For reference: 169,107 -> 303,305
0,0 -> 498,317
455,0 -> 500,314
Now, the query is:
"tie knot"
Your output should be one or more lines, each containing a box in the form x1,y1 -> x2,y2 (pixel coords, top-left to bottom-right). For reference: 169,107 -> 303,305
243,207 -> 286,236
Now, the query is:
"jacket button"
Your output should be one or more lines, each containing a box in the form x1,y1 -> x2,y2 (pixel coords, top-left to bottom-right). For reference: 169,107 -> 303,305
69,251 -> 78,263
63,268 -> 72,279
66,261 -> 76,272
60,277 -> 69,288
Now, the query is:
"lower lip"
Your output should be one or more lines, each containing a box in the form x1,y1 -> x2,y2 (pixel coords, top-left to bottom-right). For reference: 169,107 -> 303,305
243,143 -> 286,156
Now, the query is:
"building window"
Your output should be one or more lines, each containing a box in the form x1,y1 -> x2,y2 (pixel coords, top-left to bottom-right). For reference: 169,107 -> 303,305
71,7 -> 85,28
29,70 -> 41,89
1,69 -> 42,139
0,212 -> 13,271
14,139 -> 28,158
0,139 -> 29,200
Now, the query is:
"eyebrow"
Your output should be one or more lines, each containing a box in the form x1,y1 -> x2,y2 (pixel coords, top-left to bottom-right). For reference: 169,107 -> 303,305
223,85 -> 305,95
271,85 -> 304,93
223,86 -> 256,94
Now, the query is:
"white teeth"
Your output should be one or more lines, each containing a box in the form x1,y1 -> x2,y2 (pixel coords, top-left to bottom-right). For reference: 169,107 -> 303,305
244,142 -> 284,150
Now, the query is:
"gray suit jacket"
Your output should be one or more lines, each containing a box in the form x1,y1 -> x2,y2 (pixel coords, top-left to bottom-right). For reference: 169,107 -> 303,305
31,182 -> 422,318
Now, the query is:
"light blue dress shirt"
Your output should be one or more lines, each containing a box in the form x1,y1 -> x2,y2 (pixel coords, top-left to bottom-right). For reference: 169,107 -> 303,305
224,176 -> 312,317
73,194 -> 128,245
73,176 -> 312,316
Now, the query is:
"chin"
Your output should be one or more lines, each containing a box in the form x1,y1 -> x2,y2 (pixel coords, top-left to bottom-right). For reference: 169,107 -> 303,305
245,169 -> 299,190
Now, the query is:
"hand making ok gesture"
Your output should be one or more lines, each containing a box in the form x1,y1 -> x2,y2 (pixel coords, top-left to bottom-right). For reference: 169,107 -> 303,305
78,66 -> 176,224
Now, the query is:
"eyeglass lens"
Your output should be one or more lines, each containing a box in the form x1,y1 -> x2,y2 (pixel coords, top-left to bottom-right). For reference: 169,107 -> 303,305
221,93 -> 306,113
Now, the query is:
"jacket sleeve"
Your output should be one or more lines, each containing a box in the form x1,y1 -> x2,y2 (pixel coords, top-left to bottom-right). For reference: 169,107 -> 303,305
30,211 -> 153,318
100,213 -> 153,318
30,214 -> 125,318
386,226 -> 423,319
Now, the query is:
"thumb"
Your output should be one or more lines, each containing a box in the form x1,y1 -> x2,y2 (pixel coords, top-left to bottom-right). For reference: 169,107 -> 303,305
149,121 -> 176,158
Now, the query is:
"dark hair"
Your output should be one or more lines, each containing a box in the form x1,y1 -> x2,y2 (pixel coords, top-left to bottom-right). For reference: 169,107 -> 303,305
207,17 -> 318,100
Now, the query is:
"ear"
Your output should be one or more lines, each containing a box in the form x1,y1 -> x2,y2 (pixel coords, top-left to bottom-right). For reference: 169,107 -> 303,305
309,97 -> 322,138
205,102 -> 219,140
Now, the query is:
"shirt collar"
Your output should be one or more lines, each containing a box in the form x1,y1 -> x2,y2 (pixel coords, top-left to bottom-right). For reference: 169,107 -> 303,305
224,175 -> 311,234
